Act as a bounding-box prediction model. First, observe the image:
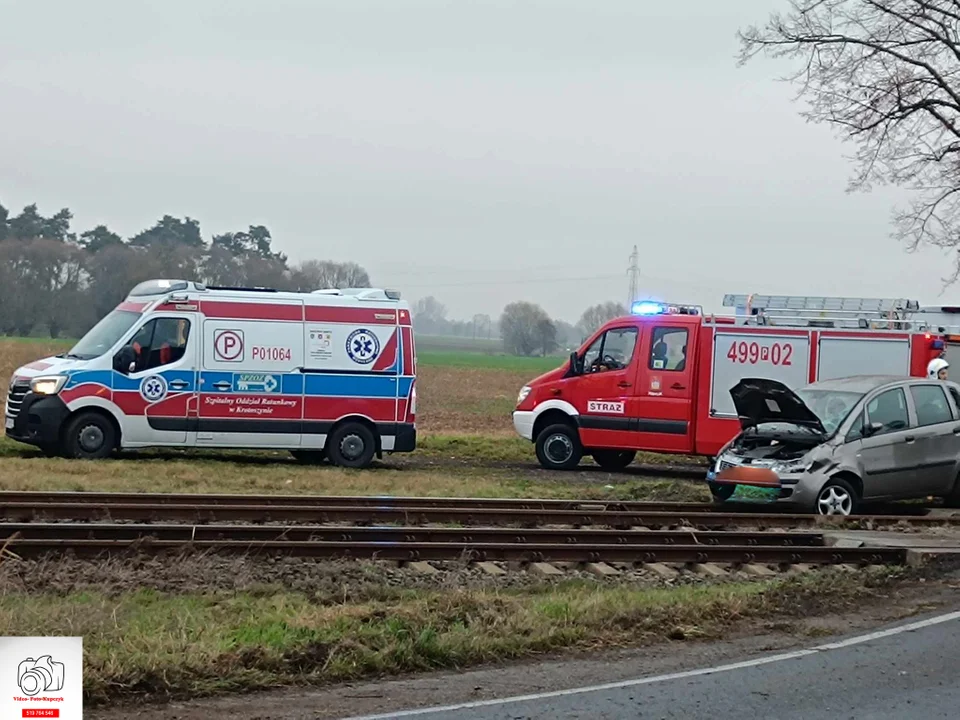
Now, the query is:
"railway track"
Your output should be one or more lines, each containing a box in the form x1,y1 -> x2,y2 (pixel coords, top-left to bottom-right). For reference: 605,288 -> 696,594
0,499 -> 952,529
0,521 -> 905,565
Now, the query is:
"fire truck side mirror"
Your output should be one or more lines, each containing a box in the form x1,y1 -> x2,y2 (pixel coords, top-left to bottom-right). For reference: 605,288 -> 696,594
114,345 -> 136,375
568,351 -> 581,376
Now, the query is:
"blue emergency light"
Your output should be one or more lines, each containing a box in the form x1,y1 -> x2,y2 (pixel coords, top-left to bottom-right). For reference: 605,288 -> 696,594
632,301 -> 665,315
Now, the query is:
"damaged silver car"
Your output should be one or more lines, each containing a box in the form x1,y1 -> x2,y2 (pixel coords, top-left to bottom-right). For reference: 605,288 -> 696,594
707,375 -> 960,515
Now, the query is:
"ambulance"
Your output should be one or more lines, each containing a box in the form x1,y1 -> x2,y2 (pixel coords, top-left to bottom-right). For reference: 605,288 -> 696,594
4,279 -> 417,468
512,294 -> 948,471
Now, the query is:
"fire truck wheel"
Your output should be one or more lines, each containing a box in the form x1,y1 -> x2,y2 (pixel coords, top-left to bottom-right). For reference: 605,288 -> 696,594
592,450 -> 636,471
535,424 -> 583,470
290,450 -> 326,465
327,423 -> 376,469
62,412 -> 116,460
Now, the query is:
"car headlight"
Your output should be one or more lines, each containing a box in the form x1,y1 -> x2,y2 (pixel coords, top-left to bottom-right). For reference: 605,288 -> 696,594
517,385 -> 531,405
771,457 -> 812,475
30,376 -> 67,395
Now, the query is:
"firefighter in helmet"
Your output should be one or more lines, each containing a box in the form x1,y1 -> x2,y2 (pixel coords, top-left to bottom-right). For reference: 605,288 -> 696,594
928,357 -> 949,381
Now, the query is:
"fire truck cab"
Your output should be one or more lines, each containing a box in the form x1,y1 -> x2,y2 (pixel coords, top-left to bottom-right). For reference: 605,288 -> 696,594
513,297 -> 944,471
5,279 -> 417,468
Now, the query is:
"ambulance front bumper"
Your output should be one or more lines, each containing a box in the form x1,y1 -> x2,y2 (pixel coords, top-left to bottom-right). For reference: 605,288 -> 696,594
513,411 -> 535,441
5,392 -> 69,449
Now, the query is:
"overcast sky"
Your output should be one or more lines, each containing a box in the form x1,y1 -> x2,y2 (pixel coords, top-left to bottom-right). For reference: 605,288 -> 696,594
0,0 -> 954,322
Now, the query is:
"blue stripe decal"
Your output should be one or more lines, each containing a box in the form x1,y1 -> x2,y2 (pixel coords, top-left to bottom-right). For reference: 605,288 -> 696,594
64,368 -> 410,398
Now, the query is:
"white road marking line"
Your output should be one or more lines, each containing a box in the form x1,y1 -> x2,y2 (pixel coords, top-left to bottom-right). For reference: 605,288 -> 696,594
340,609 -> 960,719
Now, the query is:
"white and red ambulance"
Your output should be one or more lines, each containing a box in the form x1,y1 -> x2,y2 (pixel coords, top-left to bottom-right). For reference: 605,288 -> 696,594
5,279 -> 417,467
513,296 -> 948,471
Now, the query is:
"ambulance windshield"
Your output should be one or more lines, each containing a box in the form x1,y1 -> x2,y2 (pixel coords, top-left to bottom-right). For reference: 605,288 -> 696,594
65,310 -> 141,360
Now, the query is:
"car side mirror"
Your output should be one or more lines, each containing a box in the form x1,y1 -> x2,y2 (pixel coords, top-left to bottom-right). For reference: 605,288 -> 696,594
863,421 -> 884,437
113,345 -> 136,374
568,351 -> 581,376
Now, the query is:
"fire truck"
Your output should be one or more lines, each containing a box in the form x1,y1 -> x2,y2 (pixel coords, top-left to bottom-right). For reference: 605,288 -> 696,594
512,293 -> 949,471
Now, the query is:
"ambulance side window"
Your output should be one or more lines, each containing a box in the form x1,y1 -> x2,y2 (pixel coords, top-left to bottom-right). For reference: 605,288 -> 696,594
127,318 -> 191,373
649,327 -> 688,371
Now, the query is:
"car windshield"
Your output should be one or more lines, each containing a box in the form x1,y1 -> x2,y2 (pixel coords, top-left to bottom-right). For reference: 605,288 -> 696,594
794,388 -> 864,435
65,310 -> 141,360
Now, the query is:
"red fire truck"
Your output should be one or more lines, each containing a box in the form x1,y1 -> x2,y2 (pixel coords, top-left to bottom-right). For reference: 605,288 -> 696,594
512,295 -> 948,470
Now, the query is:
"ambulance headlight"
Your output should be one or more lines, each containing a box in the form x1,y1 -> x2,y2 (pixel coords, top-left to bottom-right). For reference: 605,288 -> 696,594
517,385 -> 531,404
30,376 -> 67,395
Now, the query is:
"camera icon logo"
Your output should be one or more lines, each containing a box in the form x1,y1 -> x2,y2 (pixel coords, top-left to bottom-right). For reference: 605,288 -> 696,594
17,655 -> 65,696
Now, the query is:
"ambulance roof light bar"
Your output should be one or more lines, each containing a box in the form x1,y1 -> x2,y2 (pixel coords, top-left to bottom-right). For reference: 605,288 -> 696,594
631,301 -> 701,316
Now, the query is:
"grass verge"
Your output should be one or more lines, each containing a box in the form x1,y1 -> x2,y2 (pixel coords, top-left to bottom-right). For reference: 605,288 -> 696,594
0,435 -> 709,502
0,566 -> 909,706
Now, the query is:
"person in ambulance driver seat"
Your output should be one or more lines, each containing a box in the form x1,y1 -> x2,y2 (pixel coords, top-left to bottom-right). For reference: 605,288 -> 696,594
929,357 -> 949,381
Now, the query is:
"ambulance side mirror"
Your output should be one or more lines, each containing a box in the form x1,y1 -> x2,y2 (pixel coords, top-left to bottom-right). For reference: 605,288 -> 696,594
114,345 -> 136,375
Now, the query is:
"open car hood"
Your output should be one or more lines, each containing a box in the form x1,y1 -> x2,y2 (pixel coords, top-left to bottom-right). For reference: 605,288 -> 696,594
729,378 -> 826,434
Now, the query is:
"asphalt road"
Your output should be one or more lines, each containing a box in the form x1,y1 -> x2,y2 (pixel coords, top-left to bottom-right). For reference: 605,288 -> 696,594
348,609 -> 960,720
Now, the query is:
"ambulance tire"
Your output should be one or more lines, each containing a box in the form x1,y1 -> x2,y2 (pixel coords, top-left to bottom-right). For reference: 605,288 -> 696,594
327,423 -> 377,469
61,411 -> 116,460
535,424 -> 583,471
592,450 -> 636,472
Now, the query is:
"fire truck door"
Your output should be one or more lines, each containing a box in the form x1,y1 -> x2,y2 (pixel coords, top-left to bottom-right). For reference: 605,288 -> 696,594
575,326 -> 641,450
632,323 -> 694,453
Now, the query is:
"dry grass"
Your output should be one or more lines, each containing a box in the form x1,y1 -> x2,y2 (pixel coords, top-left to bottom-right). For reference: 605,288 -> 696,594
0,566 -> 908,705
0,437 -> 710,501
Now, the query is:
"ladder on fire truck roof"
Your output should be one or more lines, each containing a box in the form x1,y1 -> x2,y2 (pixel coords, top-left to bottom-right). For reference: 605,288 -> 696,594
718,293 -> 920,330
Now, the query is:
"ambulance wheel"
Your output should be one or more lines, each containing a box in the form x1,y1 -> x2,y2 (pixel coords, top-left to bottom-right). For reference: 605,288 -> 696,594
62,412 -> 116,460
592,450 -> 636,471
535,424 -> 582,471
327,423 -> 376,469
290,450 -> 326,465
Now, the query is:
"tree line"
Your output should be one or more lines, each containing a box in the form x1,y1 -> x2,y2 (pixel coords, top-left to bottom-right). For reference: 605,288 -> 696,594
0,201 -> 370,338
414,296 -> 628,357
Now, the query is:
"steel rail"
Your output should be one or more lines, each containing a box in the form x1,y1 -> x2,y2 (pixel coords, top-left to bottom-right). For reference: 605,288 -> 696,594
0,501 -> 951,528
0,537 -> 905,564
0,522 -> 827,546
0,491 -> 721,512
0,491 -> 933,517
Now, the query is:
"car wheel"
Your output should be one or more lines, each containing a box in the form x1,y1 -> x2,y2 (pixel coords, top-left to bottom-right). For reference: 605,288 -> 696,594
814,478 -> 858,516
592,450 -> 636,471
327,423 -> 376,469
290,450 -> 326,465
62,412 -> 116,460
535,424 -> 583,471
709,482 -> 736,503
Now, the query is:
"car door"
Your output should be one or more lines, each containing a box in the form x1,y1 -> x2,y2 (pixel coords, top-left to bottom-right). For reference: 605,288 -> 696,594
575,326 -> 641,450
854,386 -> 924,499
112,315 -> 197,445
907,383 -> 960,495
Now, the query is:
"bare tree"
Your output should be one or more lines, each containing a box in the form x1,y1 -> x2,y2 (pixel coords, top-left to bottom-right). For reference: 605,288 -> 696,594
740,0 -> 960,279
501,301 -> 556,356
289,260 -> 371,291
577,301 -> 627,337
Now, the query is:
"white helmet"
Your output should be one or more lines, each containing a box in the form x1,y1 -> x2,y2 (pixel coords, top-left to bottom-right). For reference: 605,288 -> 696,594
928,357 -> 949,378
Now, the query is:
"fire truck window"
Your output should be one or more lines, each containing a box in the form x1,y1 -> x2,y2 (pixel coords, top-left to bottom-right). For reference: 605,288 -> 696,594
600,328 -> 637,370
649,327 -> 688,371
127,318 -> 191,372
865,388 -> 909,435
910,385 -> 952,427
581,335 -> 604,372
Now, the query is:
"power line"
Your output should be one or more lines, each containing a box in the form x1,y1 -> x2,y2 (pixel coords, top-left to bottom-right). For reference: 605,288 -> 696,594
391,273 -> 624,289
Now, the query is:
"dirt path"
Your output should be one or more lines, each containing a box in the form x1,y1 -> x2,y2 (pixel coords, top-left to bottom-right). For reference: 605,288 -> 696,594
88,570 -> 960,720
